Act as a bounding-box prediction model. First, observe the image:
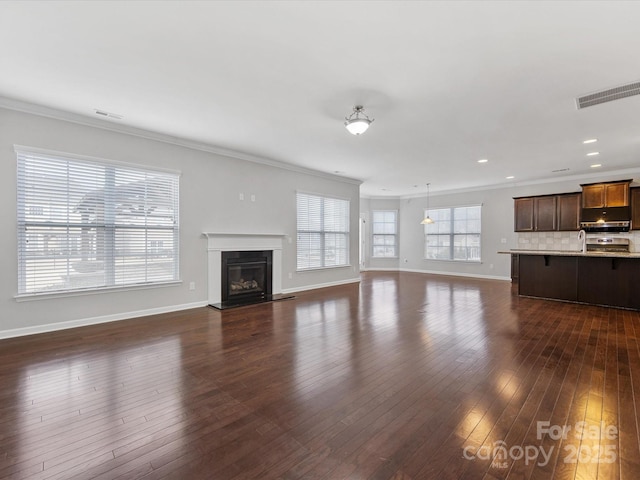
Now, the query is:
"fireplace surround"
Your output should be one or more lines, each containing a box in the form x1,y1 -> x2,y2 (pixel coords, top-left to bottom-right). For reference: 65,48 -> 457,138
204,232 -> 285,309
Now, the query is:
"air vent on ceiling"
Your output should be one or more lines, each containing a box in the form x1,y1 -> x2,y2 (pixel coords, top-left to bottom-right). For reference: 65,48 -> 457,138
94,109 -> 123,120
576,81 -> 640,109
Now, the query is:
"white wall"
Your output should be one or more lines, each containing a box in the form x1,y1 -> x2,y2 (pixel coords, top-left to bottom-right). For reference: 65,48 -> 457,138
362,176 -> 640,281
397,187 -> 515,280
360,197 -> 400,271
0,106 -> 360,337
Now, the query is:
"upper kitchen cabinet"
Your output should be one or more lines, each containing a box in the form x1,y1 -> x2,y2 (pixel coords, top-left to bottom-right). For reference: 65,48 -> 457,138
514,197 -> 535,231
534,195 -> 557,231
514,193 -> 580,232
632,187 -> 640,230
557,193 -> 581,231
581,180 -> 631,208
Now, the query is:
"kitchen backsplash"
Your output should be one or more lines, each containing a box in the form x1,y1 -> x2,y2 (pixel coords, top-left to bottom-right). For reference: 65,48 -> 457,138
516,231 -> 640,253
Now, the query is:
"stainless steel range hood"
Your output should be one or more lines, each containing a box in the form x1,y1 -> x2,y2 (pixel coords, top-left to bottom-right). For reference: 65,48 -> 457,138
580,206 -> 631,232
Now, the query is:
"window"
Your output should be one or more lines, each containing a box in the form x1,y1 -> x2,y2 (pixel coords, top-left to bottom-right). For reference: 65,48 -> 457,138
16,148 -> 180,295
372,210 -> 397,257
297,192 -> 349,270
424,205 -> 481,262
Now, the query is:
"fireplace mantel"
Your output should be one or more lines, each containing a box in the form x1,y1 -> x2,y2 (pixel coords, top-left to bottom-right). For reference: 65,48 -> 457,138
203,232 -> 285,305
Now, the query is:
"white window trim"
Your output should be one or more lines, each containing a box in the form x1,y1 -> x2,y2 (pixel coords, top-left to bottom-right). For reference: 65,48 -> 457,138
371,209 -> 398,258
14,145 -> 181,175
423,204 -> 482,263
296,191 -> 350,271
14,280 -> 182,302
16,146 -> 181,296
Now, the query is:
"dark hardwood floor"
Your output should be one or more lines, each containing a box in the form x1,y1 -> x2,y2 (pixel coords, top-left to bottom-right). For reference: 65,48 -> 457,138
1,271 -> 640,479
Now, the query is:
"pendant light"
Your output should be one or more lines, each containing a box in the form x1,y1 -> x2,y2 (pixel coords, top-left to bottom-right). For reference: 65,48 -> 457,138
344,105 -> 374,135
420,183 -> 434,224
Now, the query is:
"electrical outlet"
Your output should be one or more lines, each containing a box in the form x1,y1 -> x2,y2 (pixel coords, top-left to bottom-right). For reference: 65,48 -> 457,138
189,281 -> 196,290
250,194 -> 256,202
239,193 -> 244,201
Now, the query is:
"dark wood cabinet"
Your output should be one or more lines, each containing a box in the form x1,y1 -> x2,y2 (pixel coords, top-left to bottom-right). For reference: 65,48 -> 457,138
606,182 -> 629,206
632,187 -> 640,230
534,196 -> 557,231
518,255 -> 577,301
511,254 -> 519,282
557,193 -> 581,231
518,253 -> 640,310
577,257 -> 640,309
514,197 -> 534,232
581,181 -> 630,208
514,193 -> 580,232
581,184 -> 605,208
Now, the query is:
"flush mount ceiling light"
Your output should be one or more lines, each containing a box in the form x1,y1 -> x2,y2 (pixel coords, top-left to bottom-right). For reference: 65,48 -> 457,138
344,105 -> 374,135
420,183 -> 434,224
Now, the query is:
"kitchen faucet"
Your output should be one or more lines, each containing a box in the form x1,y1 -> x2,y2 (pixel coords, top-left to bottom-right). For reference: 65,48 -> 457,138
577,229 -> 587,254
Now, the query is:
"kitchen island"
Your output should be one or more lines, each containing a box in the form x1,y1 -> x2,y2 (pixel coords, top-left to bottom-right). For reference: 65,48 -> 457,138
500,249 -> 640,310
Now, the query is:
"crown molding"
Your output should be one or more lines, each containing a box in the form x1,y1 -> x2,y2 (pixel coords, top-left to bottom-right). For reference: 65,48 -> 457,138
391,166 -> 640,200
0,95 -> 362,186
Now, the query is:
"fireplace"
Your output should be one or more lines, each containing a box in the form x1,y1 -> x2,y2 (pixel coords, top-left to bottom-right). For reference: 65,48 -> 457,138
221,250 -> 272,307
204,232 -> 287,309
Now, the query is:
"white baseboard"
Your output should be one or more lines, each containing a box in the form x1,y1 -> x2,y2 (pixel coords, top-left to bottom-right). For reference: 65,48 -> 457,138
398,267 -> 511,281
0,301 -> 207,340
281,277 -> 360,295
365,267 -> 511,282
1,277 -> 361,339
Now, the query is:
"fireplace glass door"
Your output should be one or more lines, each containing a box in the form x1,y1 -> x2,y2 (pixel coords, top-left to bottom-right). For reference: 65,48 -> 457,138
221,250 -> 273,305
228,261 -> 265,297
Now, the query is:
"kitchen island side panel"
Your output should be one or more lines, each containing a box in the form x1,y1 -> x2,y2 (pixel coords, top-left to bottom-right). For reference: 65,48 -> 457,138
577,257 -> 640,309
518,255 -> 578,301
515,252 -> 640,310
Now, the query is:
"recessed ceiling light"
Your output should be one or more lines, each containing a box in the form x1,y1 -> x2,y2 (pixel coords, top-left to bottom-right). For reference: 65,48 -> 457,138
506,176 -> 515,179
590,164 -> 602,168
477,159 -> 488,163
583,138 -> 598,144
586,151 -> 600,156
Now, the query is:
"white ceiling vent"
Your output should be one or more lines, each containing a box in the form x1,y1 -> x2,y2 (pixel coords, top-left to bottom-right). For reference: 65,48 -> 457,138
94,109 -> 123,120
576,81 -> 640,109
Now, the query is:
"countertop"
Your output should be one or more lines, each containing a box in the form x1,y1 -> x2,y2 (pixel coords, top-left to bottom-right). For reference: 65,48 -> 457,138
499,249 -> 640,258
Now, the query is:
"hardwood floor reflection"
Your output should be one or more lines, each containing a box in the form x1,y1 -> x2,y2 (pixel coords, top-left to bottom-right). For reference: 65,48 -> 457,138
1,271 -> 639,479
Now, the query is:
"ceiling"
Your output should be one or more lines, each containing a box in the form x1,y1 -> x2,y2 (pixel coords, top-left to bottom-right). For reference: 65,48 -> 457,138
1,0 -> 640,197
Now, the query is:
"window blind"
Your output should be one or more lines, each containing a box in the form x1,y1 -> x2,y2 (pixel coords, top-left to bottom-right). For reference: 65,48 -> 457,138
424,205 -> 481,262
372,210 -> 398,257
16,149 -> 180,295
296,192 -> 349,270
